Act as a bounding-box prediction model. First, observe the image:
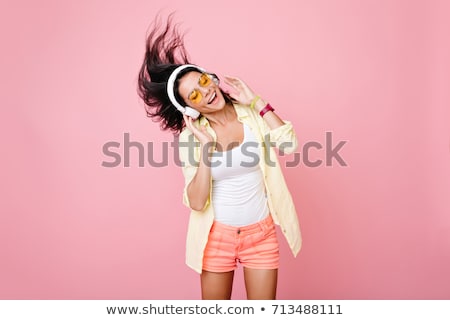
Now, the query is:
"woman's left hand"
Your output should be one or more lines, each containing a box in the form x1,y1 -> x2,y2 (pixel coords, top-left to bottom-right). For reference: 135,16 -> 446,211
223,76 -> 258,106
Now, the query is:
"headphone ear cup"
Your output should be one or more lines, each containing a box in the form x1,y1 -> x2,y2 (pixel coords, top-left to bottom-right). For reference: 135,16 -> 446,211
184,107 -> 200,120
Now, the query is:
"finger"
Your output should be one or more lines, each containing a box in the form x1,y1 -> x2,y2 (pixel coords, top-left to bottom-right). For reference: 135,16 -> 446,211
183,115 -> 190,127
227,92 -> 239,101
224,78 -> 243,91
184,115 -> 195,132
224,75 -> 241,83
223,76 -> 242,87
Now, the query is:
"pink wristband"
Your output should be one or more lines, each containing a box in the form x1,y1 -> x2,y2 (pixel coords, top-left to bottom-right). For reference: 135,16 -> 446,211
259,103 -> 275,117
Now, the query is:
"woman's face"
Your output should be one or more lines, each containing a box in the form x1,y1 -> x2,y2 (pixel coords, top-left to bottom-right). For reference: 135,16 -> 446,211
177,71 -> 226,115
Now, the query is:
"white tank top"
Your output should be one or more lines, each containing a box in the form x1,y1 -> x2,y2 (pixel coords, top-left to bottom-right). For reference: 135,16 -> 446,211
211,123 -> 269,226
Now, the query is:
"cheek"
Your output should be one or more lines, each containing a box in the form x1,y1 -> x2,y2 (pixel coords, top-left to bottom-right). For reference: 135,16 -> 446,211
218,90 -> 228,103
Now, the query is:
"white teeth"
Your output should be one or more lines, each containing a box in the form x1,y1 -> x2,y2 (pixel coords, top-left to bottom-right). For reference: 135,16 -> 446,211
208,92 -> 216,104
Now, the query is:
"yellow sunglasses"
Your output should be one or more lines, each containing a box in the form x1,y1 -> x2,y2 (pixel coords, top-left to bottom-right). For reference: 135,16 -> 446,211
188,73 -> 214,104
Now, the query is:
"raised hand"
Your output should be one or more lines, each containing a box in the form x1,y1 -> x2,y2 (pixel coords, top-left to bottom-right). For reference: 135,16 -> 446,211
183,115 -> 213,146
223,76 -> 258,106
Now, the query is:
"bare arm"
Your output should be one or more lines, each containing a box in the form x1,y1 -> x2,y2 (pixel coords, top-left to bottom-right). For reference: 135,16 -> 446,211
252,97 -> 284,129
183,115 -> 214,211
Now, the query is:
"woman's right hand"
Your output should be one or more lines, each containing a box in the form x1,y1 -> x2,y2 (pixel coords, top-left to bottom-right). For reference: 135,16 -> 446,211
183,115 -> 214,146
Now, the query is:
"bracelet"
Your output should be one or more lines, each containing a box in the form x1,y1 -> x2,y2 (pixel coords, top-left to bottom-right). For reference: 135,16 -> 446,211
259,103 -> 275,117
250,95 -> 260,109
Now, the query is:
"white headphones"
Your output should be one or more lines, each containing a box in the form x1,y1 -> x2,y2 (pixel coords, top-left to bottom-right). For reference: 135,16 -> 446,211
166,64 -> 218,120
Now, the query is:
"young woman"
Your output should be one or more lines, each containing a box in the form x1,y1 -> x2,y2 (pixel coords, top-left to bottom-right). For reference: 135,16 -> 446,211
137,15 -> 302,300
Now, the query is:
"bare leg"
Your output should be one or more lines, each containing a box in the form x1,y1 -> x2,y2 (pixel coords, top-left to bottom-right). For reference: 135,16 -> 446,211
201,270 -> 235,300
243,268 -> 278,300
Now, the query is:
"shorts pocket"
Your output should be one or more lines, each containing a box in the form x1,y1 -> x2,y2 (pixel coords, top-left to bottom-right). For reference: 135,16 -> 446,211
249,225 -> 278,256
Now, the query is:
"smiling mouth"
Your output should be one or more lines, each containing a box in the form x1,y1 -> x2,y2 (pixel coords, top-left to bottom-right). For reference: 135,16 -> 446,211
208,91 -> 217,104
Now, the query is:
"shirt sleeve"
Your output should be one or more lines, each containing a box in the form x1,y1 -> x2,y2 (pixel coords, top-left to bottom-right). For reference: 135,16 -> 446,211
268,120 -> 298,154
254,108 -> 298,155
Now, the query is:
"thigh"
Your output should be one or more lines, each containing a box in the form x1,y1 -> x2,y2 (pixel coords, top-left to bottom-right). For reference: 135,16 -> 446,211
201,270 -> 235,300
243,267 -> 278,300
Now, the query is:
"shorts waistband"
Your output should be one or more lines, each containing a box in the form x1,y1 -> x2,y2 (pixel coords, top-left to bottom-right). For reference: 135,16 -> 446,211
210,214 -> 273,235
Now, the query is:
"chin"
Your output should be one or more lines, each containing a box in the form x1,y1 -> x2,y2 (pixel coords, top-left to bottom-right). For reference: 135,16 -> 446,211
209,89 -> 225,107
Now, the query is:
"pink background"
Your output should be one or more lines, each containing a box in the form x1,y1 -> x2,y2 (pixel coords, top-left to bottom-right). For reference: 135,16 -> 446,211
1,0 -> 449,299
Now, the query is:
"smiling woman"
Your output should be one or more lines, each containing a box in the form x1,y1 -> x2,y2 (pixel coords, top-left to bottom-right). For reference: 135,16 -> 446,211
137,13 -> 302,300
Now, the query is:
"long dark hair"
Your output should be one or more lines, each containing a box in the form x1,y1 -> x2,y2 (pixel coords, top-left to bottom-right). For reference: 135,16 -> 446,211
137,14 -> 232,134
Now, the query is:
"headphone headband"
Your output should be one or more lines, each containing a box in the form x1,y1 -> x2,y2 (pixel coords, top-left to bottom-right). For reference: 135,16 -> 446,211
166,64 -> 205,119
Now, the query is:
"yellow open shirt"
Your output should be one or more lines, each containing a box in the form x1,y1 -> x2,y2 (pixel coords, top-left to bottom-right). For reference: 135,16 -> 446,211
178,103 -> 302,273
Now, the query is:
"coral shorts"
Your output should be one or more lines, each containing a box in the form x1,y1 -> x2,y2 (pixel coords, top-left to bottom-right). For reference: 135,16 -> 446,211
202,215 -> 280,273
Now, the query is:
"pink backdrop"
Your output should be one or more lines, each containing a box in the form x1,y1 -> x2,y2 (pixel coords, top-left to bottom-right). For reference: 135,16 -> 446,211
1,0 -> 449,299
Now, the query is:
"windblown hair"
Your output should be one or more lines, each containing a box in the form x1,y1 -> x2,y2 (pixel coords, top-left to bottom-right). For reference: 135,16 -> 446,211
137,14 -> 188,134
137,14 -> 232,134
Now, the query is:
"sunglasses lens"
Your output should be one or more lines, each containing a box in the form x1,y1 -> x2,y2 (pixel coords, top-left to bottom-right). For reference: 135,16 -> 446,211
189,89 -> 202,103
187,74 -> 214,104
199,73 -> 212,87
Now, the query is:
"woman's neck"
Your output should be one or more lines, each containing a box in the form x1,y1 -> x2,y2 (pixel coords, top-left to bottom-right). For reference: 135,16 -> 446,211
204,103 -> 236,127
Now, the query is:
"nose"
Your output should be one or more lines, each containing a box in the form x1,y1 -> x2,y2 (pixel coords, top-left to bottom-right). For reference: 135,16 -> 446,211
200,86 -> 212,100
